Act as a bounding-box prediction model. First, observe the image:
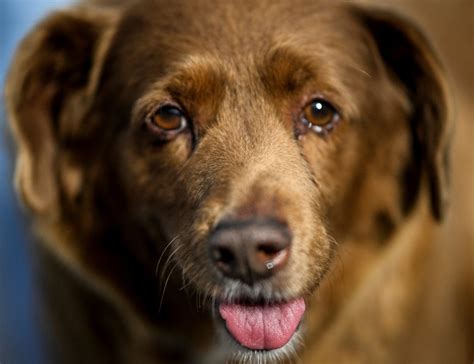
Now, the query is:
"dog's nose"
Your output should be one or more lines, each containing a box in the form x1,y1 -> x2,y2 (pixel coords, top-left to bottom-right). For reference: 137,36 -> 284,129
209,218 -> 292,284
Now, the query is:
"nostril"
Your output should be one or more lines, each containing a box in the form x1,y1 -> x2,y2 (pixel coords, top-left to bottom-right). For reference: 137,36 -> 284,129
257,242 -> 283,257
255,241 -> 290,271
214,247 -> 235,265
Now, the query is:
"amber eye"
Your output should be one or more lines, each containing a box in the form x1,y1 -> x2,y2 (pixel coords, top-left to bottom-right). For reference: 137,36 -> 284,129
301,99 -> 340,135
148,105 -> 188,133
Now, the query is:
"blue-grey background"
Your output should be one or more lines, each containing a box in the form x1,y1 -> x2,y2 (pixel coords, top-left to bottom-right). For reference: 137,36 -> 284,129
0,2 -> 72,363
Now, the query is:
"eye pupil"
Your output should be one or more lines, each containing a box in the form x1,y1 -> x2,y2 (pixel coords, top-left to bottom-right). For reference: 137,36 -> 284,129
160,106 -> 182,118
312,102 -> 330,118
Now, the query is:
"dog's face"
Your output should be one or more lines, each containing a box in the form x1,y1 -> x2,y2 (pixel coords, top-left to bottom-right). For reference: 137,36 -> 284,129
5,0 -> 449,360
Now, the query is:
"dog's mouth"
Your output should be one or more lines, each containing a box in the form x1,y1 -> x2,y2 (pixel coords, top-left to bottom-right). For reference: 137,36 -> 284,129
216,297 -> 306,351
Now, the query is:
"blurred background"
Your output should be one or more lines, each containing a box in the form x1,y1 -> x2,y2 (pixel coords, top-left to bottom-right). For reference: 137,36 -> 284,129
0,2 -> 73,363
0,1 -> 472,363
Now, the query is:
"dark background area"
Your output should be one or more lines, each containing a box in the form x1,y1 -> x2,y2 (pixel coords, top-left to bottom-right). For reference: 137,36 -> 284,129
0,1 -> 472,363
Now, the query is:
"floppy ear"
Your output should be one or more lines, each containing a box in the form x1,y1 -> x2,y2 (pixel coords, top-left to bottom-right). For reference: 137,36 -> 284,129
5,7 -> 119,218
355,7 -> 452,221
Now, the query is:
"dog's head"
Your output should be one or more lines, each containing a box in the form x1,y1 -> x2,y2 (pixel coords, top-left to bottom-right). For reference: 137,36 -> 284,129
5,0 -> 450,360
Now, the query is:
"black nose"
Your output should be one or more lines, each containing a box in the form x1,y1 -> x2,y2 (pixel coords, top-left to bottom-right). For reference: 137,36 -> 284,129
209,218 -> 292,284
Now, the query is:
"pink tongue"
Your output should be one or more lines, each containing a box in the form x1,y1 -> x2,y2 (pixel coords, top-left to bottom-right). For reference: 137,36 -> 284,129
219,298 -> 305,350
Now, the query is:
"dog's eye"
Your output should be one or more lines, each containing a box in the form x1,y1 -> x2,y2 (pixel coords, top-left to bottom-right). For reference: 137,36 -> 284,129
301,99 -> 340,135
149,105 -> 188,132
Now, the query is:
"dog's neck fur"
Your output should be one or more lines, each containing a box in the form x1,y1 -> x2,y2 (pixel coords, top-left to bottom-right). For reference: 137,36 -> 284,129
35,185 -> 459,363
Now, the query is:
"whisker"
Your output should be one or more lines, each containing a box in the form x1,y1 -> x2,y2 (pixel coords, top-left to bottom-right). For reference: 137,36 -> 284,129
158,263 -> 179,313
160,244 -> 182,283
155,234 -> 180,277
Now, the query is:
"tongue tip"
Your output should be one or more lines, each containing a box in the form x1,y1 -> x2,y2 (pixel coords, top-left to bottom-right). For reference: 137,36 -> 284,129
219,298 -> 306,350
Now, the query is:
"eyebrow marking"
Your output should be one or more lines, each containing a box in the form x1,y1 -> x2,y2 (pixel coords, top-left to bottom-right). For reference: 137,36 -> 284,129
165,55 -> 228,104
259,46 -> 315,97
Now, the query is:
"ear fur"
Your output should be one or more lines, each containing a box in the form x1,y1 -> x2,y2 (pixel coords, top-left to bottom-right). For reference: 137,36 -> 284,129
354,6 -> 452,221
5,6 -> 119,218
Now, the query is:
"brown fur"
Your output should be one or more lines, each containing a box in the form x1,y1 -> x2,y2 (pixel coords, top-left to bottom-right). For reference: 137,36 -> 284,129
4,0 -> 472,363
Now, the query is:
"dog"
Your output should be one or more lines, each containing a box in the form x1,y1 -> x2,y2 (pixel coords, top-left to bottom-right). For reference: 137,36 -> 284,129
4,0 -> 473,363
